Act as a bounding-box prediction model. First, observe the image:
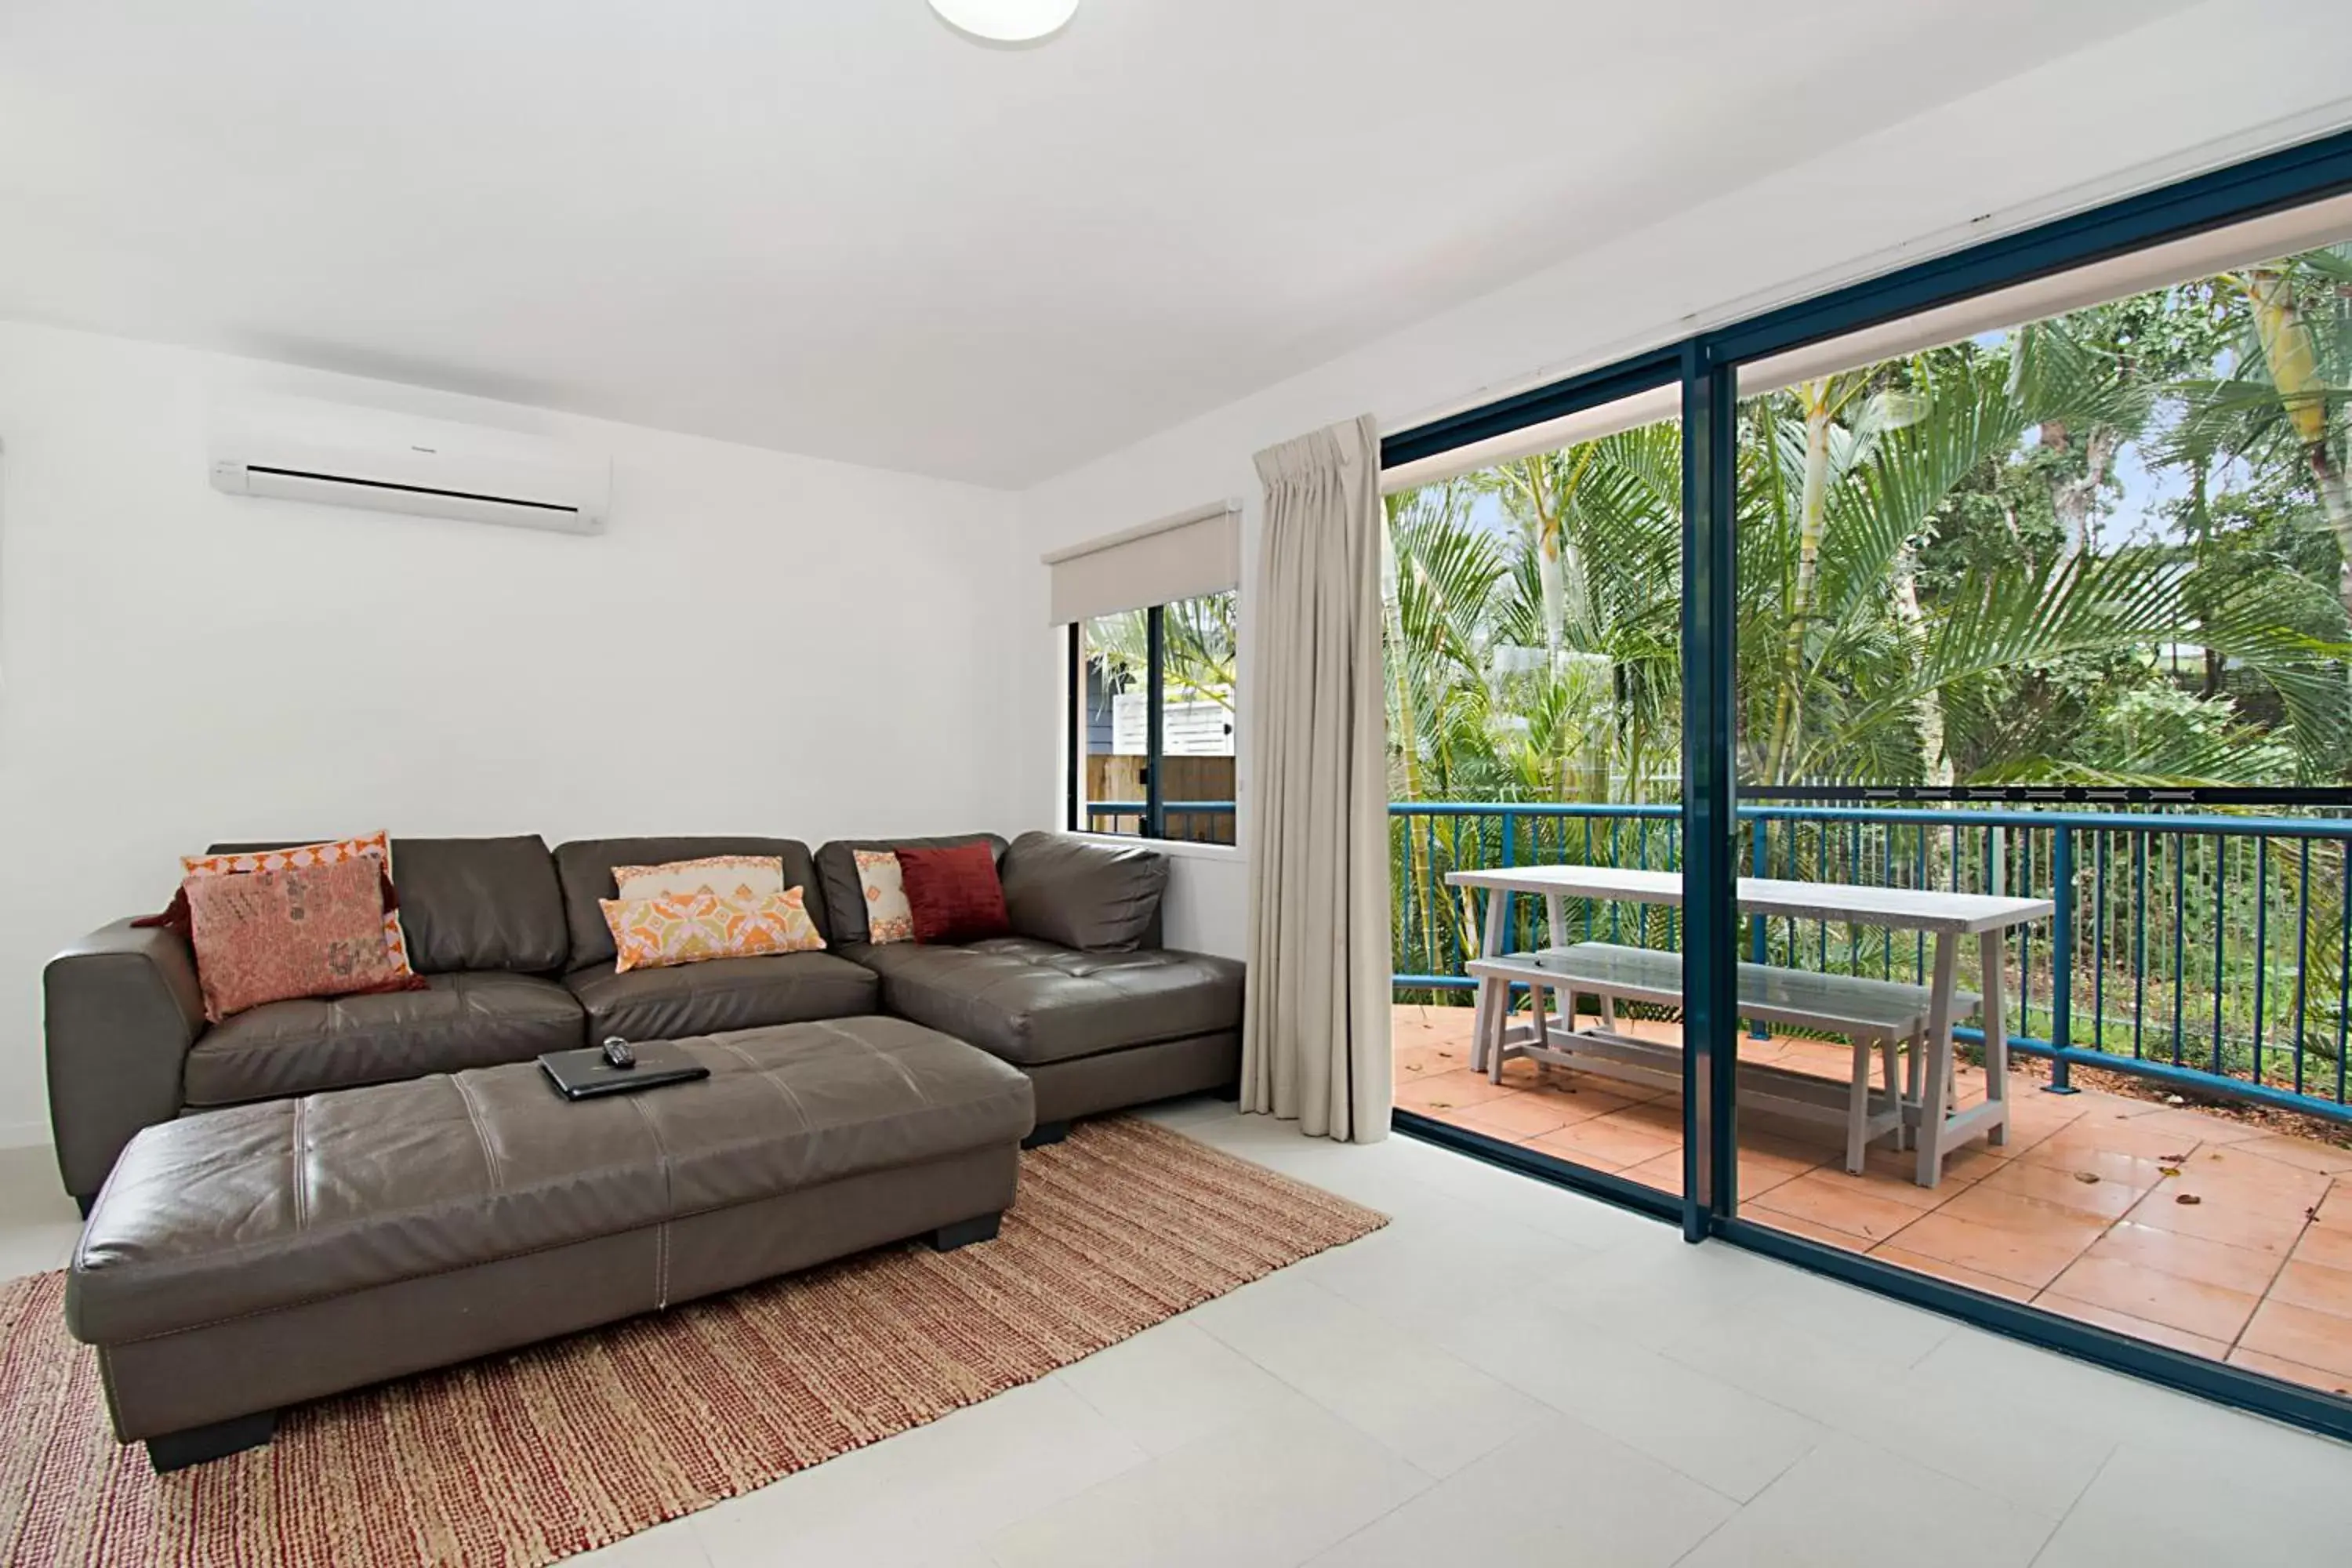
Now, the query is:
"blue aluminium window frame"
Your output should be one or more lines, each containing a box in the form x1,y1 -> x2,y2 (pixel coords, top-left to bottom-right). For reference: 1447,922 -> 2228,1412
1379,124 -> 2352,1444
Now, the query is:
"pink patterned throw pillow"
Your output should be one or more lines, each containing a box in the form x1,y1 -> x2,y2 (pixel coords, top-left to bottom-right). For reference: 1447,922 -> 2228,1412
182,855 -> 423,1022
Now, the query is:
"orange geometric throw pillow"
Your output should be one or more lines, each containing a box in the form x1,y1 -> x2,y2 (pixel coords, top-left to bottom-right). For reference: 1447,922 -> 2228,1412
183,856 -> 419,1022
181,831 -> 416,979
601,885 -> 827,975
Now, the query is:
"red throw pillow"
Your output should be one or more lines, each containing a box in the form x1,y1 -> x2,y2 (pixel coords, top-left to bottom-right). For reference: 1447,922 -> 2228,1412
897,843 -> 1011,944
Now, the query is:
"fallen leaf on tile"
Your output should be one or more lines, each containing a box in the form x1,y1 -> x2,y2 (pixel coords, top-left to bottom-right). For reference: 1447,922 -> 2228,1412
2176,1192 -> 2203,1205
2160,1152 -> 2188,1163
2165,1094 -> 2187,1106
2074,1171 -> 2101,1185
2158,1165 -> 2183,1177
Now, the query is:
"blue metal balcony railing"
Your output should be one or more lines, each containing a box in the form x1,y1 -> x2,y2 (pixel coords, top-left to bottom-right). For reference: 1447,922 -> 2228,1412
1082,797 -> 2352,1123
1390,801 -> 2352,1127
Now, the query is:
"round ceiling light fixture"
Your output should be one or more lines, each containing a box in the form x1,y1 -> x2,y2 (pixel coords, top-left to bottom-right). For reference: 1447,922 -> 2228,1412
927,0 -> 1079,45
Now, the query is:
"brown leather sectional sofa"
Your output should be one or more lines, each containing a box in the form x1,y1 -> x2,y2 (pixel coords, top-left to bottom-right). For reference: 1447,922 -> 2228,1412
45,829 -> 1245,1212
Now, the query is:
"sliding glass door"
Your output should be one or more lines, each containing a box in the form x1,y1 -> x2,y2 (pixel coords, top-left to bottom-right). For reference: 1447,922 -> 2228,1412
1719,194 -> 2352,1407
1385,377 -> 1693,1206
1381,126 -> 2352,1439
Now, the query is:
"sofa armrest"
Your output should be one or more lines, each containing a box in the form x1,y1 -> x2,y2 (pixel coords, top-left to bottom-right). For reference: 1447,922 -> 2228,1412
45,919 -> 207,1207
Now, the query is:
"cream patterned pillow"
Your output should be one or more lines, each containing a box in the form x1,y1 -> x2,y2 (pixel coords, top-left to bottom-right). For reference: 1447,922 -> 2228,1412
855,849 -> 915,945
612,854 -> 785,903
601,885 -> 826,974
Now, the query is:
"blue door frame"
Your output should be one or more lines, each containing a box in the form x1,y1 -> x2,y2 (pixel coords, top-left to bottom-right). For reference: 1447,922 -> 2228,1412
1379,124 -> 2352,1444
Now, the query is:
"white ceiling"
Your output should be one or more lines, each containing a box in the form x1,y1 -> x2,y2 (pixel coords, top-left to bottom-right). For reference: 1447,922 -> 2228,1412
0,0 -> 2194,488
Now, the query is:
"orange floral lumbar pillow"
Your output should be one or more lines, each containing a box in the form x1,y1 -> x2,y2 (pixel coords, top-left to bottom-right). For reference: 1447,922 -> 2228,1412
180,831 -> 417,980
601,885 -> 826,974
182,856 -> 421,1022
612,854 -> 785,904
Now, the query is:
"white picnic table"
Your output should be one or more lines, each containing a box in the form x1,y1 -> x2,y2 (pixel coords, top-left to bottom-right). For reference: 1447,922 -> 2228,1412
1443,864 -> 2053,1185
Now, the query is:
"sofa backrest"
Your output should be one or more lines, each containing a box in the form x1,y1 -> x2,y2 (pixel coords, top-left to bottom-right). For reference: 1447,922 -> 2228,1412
206,836 -> 569,975
814,834 -> 1007,946
998,831 -> 1169,953
553,837 -> 825,971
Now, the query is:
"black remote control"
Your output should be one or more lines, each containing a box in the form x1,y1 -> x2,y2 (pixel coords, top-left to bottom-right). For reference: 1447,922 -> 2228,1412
601,1036 -> 635,1069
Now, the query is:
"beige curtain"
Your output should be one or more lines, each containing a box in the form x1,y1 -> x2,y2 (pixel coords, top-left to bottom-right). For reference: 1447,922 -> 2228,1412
1240,414 -> 1392,1142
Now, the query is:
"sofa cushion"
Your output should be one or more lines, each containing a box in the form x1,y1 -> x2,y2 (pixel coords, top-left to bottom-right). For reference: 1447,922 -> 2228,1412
844,937 -> 1242,1067
998,831 -> 1169,953
564,951 -> 878,1041
390,836 -> 570,975
898,842 -> 1012,944
206,836 -> 568,975
815,835 -> 1005,945
555,838 -> 824,971
181,971 -> 585,1108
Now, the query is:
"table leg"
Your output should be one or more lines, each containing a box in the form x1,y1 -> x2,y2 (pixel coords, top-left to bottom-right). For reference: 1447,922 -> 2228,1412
1915,931 -> 1958,1188
1980,927 -> 2009,1147
1545,894 -> 1569,949
1469,887 -> 1509,1074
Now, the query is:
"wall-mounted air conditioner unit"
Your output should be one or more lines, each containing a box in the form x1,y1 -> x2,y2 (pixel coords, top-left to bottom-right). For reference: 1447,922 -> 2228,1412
209,397 -> 609,535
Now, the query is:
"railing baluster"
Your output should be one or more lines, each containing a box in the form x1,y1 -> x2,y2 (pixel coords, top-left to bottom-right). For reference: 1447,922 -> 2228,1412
2339,839 -> 2350,1107
2254,835 -> 2270,1089
2294,836 -> 2310,1097
2173,835 -> 2188,1067
2094,827 -> 2107,1053
2133,830 -> 2147,1062
2049,824 -> 2074,1093
2213,836 -> 2228,1078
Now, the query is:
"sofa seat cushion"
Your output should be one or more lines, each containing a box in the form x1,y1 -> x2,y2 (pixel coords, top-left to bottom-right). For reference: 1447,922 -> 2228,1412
564,951 -> 878,1041
845,938 -> 1243,1067
183,971 -> 585,1108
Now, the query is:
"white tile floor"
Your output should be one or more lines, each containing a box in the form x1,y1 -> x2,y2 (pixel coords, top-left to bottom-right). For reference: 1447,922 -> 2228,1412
9,1102 -> 2350,1566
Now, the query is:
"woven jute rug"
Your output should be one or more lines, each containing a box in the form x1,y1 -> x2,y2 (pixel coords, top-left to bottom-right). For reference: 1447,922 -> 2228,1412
0,1116 -> 1383,1567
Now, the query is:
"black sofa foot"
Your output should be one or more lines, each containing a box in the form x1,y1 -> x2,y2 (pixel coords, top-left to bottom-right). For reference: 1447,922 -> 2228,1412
1210,1080 -> 1241,1102
1021,1120 -> 1069,1149
146,1408 -> 277,1472
931,1212 -> 1002,1251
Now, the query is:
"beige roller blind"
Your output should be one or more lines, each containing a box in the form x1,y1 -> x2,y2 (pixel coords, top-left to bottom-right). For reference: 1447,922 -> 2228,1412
1044,499 -> 1242,624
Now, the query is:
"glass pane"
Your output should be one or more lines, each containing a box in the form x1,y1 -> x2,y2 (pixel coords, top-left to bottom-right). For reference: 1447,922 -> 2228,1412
1080,610 -> 1146,837
1383,391 -> 1688,1200
1160,590 -> 1238,844
1729,217 -> 2352,1402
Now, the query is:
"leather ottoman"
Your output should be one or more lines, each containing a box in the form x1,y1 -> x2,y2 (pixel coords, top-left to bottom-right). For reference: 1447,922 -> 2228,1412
66,1016 -> 1035,1470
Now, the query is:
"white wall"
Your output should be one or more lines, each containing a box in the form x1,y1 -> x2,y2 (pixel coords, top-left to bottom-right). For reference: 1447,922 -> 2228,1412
1017,0 -> 2352,962
0,320 -> 1023,1147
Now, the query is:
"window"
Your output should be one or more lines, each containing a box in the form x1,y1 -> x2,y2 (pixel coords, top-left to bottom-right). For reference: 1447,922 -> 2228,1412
1069,590 -> 1237,843
1047,499 -> 1242,844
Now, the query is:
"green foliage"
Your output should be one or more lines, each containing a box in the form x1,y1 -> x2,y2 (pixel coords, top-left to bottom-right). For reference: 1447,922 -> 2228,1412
1384,243 -> 2352,804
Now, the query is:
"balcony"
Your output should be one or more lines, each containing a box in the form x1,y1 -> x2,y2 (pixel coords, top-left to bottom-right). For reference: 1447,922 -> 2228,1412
1390,800 -> 2352,1397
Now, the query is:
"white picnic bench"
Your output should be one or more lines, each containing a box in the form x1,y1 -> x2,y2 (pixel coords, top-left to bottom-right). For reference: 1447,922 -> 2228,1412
1469,942 -> 1978,1175
1443,865 -> 2053,1186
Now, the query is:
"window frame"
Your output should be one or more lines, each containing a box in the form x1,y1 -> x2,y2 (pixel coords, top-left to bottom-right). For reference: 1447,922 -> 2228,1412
1067,598 -> 1233,844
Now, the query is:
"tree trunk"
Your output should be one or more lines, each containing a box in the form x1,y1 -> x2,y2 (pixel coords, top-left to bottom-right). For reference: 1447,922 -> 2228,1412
1379,512 -> 1440,971
1890,543 -> 1953,789
2042,418 -> 2118,568
1765,385 -> 1835,783
1510,456 -> 1570,662
2245,266 -> 2352,622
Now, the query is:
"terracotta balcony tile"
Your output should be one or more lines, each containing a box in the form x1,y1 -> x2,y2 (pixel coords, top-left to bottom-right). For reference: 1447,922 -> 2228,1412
2042,1254 -> 2259,1343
